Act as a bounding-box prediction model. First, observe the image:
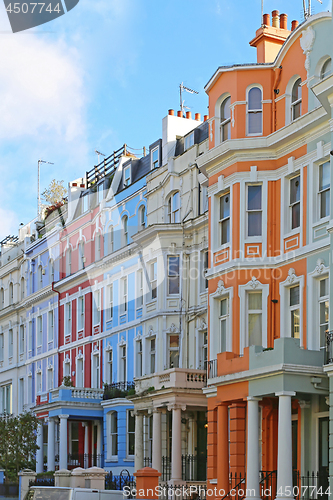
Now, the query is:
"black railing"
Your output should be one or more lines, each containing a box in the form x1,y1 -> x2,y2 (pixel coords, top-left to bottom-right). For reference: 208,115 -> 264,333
29,477 -> 55,487
221,472 -> 246,500
294,471 -> 330,500
162,456 -> 171,481
259,470 -> 277,500
159,483 -> 207,500
144,457 -> 152,467
86,144 -> 126,188
206,359 -> 217,379
105,471 -> 135,491
103,382 -> 135,400
182,454 -> 207,481
67,452 -> 103,469
326,331 -> 333,363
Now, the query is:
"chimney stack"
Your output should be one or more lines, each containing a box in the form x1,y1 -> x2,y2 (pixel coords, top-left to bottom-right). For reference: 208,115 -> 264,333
168,109 -> 174,116
204,115 -> 209,122
272,10 -> 279,28
291,20 -> 299,30
195,113 -> 201,121
186,111 -> 192,120
280,13 -> 288,30
177,111 -> 183,118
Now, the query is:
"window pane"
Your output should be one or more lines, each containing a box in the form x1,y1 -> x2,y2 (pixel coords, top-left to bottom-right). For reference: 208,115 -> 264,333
291,309 -> 300,338
320,162 -> 330,191
290,285 -> 300,306
169,335 -> 179,348
290,176 -> 300,204
220,318 -> 227,352
248,112 -> 262,134
248,292 -> 262,310
172,192 -> 180,212
222,121 -> 231,141
221,96 -> 231,120
321,190 -> 330,218
320,301 -> 329,324
248,186 -> 262,210
320,278 -> 328,298
292,79 -> 301,103
220,298 -> 228,316
248,212 -> 262,236
168,256 -> 179,276
220,194 -> 230,219
248,313 -> 262,346
321,58 -> 331,80
128,414 -> 135,432
221,219 -> 230,245
293,101 -> 301,120
291,203 -> 300,229
248,88 -> 262,110
170,350 -> 179,368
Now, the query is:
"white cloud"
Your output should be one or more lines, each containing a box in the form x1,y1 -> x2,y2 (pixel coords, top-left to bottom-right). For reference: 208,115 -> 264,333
0,34 -> 86,142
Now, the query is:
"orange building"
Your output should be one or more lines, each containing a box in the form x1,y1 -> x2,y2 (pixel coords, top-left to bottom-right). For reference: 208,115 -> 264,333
197,7 -> 333,500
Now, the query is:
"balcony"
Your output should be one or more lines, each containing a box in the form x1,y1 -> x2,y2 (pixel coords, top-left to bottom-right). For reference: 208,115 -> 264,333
134,368 -> 206,394
50,386 -> 103,404
102,382 -> 135,400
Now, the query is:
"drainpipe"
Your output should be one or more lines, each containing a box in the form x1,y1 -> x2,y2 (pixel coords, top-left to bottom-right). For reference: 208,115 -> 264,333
52,281 -> 61,387
272,66 -> 283,133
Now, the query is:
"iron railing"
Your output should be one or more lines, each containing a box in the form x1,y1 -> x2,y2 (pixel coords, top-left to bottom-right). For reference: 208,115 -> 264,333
105,470 -> 135,491
182,454 -> 207,481
206,359 -> 217,379
144,457 -> 152,467
0,482 -> 19,497
103,381 -> 135,400
29,477 -> 55,487
159,483 -> 207,500
162,456 -> 171,481
67,452 -> 103,469
326,331 -> 333,364
86,144 -> 127,188
221,472 -> 246,500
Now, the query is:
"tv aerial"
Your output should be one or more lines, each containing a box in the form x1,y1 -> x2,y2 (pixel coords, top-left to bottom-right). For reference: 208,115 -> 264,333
303,0 -> 322,19
179,82 -> 199,117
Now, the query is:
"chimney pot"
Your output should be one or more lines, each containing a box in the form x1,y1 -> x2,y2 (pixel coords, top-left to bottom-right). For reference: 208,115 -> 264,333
195,113 -> 201,121
272,10 -> 279,27
263,13 -> 270,26
204,115 -> 209,122
291,20 -> 299,31
279,13 -> 288,30
177,111 -> 183,118
186,111 -> 192,120
168,109 -> 174,116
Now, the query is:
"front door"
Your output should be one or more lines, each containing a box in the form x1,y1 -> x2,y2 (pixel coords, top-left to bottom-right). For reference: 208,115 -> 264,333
319,417 -> 329,498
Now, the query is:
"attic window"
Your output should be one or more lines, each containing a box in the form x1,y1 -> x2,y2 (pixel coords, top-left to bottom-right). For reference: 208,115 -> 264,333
124,166 -> 131,187
152,148 -> 159,169
185,132 -> 194,151
82,194 -> 89,213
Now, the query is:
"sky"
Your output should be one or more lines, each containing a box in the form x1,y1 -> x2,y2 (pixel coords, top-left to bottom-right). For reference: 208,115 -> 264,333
0,0 -> 330,239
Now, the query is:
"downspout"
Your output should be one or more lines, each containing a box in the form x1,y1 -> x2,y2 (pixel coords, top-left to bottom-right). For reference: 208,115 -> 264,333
52,281 -> 61,387
272,66 -> 283,133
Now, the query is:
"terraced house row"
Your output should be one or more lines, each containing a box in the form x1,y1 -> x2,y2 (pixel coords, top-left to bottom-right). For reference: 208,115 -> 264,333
3,3 -> 333,496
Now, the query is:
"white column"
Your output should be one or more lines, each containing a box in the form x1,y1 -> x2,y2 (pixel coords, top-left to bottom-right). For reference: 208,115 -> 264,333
170,404 -> 185,484
59,415 -> 69,470
135,412 -> 144,471
275,392 -> 295,500
95,420 -> 102,467
152,409 -> 162,473
245,397 -> 261,500
84,423 -> 89,469
47,418 -> 55,471
36,422 -> 44,473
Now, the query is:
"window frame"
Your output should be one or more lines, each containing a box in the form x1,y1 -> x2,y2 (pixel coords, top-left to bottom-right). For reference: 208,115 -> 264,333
320,58 -> 332,80
121,278 -> 128,314
65,302 -> 72,338
167,255 -> 180,296
37,315 -> 42,348
127,411 -> 135,458
219,191 -> 230,246
246,86 -> 263,136
289,174 -> 301,230
246,184 -> 262,238
247,291 -> 263,348
291,78 -> 302,121
137,270 -> 143,308
124,166 -> 131,187
319,276 -> 329,350
109,411 -> 118,459
319,161 -> 330,220
184,132 -> 194,151
136,339 -> 142,377
167,192 -> 180,223
48,310 -> 54,343
77,296 -> 85,331
220,96 -> 231,142
149,337 -> 156,374
219,297 -> 229,353
289,284 -> 300,339
239,279 -> 269,354
168,333 -> 180,369
19,324 -> 25,355
122,216 -> 129,246
151,147 -> 159,169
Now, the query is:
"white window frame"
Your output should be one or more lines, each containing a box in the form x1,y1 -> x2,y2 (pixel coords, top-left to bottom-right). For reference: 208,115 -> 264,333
289,174 -> 301,231
200,250 -> 209,293
109,226 -> 114,254
105,347 -> 113,384
91,349 -> 100,389
93,289 -> 101,326
168,333 -> 180,369
139,206 -> 146,230
167,255 -> 180,296
167,192 -> 180,223
220,95 -> 231,143
9,282 -> 14,305
79,241 -> 85,270
307,264 -> 329,351
28,321 -> 33,352
246,184 -> 263,238
127,410 -> 135,458
121,278 -> 128,314
8,329 -> 13,359
209,284 -> 233,359
76,351 -> 84,388
107,284 -> 113,320
108,411 -> 118,459
291,78 -> 302,121
318,277 -> 329,350
37,315 -> 42,348
151,147 -> 159,169
247,290 -> 263,348
47,364 -> 54,391
184,132 -> 194,151
219,298 -> 229,353
48,310 -> 54,343
239,278 -> 269,354
95,233 -> 101,261
122,216 -> 129,246
136,339 -> 142,377
119,344 -> 127,382
19,324 -> 25,355
124,166 -> 131,187
36,369 -> 42,395
0,332 -> 3,363
63,356 -> 71,378
219,191 -> 230,246
246,85 -> 263,136
279,271 -> 304,347
149,337 -> 156,374
77,296 -> 84,331
65,302 -> 72,338
137,271 -> 143,308
66,248 -> 71,276
150,261 -> 157,301
318,160 -> 330,220
289,284 -> 301,339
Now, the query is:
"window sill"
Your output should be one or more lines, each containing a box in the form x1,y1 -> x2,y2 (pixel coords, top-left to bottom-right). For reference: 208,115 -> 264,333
105,457 -> 118,462
313,217 -> 329,228
124,458 -> 135,462
283,228 -> 300,239
244,236 -> 262,243
146,299 -> 157,305
213,242 -> 230,254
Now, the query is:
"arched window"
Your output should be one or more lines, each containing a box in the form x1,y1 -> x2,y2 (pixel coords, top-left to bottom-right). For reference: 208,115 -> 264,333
167,192 -> 180,223
20,277 -> 25,300
247,87 -> 262,135
122,216 -> 129,246
79,241 -> 85,270
9,283 -> 13,305
220,96 -> 231,142
321,58 -> 332,80
139,206 -> 146,231
291,79 -> 302,121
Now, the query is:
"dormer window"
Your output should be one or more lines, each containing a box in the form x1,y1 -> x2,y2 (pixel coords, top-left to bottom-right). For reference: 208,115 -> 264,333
98,183 -> 104,203
124,166 -> 131,187
220,96 -> 231,142
152,148 -> 159,169
321,58 -> 331,80
82,194 -> 89,213
291,79 -> 302,121
184,132 -> 194,151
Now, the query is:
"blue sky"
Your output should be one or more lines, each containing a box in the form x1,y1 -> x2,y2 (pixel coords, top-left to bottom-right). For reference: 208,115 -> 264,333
0,0 -> 330,239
